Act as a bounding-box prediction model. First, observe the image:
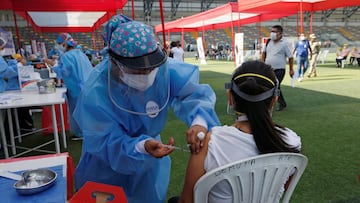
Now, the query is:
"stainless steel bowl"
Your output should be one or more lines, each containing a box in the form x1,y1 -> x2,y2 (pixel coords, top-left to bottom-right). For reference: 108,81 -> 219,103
37,79 -> 56,94
13,168 -> 57,195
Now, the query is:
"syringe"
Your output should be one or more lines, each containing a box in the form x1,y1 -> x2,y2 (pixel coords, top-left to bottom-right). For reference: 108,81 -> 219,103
162,144 -> 190,152
163,132 -> 205,152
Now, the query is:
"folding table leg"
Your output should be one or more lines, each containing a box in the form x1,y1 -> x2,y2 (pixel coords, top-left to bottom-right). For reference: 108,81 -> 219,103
13,108 -> 22,143
7,109 -> 16,155
51,105 -> 61,153
0,110 -> 9,158
59,104 -> 67,148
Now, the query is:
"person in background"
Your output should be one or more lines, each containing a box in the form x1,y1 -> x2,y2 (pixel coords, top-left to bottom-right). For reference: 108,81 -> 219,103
0,37 -> 34,133
84,49 -> 95,67
335,46 -> 344,68
47,46 -> 61,63
0,37 -> 18,92
169,61 -> 302,203
349,47 -> 360,66
261,25 -> 294,111
73,14 -> 220,203
171,40 -> 185,62
335,44 -> 351,68
293,33 -> 312,82
341,44 -> 350,63
16,47 -> 26,58
166,41 -> 176,58
47,33 -> 93,139
307,34 -> 321,78
7,54 -> 23,91
12,53 -> 27,67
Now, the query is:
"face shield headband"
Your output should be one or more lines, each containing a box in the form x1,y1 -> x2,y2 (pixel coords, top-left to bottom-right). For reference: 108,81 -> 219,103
108,47 -> 167,70
225,73 -> 279,102
107,58 -> 170,116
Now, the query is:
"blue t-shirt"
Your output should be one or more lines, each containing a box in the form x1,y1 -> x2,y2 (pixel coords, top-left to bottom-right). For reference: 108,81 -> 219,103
295,40 -> 310,57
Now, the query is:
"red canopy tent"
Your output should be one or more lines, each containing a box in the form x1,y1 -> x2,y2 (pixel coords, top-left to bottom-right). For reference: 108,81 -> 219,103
154,2 -> 295,34
154,2 -> 296,57
237,0 -> 360,33
238,0 -> 360,13
155,1 -> 359,38
0,0 -> 128,33
0,0 -> 128,53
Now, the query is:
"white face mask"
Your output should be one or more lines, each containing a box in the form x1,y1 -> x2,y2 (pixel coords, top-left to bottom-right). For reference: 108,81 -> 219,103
270,32 -> 277,41
299,36 -> 306,41
121,68 -> 158,91
55,44 -> 65,54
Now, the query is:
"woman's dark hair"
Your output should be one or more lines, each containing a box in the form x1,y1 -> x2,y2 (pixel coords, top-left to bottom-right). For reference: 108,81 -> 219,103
230,61 -> 299,153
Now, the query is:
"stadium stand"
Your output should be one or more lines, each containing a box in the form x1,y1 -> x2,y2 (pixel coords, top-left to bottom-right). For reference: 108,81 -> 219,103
0,1 -> 359,55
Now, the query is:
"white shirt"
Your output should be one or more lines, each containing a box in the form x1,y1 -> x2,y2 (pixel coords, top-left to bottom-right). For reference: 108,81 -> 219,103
204,125 -> 301,203
171,47 -> 184,62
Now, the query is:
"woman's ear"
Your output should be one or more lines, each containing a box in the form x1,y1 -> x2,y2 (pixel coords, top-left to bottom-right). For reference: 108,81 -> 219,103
270,96 -> 278,110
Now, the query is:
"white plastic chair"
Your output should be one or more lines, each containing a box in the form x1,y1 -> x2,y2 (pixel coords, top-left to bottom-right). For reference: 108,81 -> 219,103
193,153 -> 308,203
317,49 -> 329,64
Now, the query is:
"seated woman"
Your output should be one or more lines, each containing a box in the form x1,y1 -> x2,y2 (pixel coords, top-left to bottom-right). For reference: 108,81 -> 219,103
335,47 -> 343,68
349,47 -> 360,66
169,60 -> 302,203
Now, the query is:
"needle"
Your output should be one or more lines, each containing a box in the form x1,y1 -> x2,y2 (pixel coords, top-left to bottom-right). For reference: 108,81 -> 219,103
162,132 -> 205,153
162,144 -> 190,152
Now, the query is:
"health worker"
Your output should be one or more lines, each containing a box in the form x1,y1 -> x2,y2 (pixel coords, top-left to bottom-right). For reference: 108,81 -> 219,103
50,33 -> 93,138
73,14 -> 220,203
0,37 -> 19,92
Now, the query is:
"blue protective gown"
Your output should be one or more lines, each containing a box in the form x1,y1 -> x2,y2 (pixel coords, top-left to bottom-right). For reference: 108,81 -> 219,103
53,48 -> 93,136
6,60 -> 20,91
74,58 -> 220,203
0,57 -> 18,92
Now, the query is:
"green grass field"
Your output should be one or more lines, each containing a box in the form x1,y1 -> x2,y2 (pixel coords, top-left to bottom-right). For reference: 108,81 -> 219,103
165,55 -> 360,203
3,53 -> 360,202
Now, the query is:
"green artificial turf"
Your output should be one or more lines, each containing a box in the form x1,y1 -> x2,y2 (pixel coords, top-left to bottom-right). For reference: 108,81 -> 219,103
165,56 -> 360,202
3,54 -> 360,202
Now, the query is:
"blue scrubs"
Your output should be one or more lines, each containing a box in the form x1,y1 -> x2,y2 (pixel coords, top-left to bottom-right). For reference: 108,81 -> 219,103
0,57 -> 18,92
74,58 -> 220,203
53,48 -> 93,136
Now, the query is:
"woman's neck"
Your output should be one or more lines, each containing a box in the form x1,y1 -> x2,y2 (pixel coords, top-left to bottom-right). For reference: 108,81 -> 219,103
233,115 -> 252,134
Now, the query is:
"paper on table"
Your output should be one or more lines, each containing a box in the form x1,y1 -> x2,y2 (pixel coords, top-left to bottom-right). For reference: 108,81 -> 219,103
18,65 -> 41,92
0,94 -> 23,104
0,170 -> 22,180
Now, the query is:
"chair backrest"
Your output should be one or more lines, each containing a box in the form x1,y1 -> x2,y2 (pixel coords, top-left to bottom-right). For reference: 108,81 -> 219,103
193,153 -> 308,203
318,49 -> 329,64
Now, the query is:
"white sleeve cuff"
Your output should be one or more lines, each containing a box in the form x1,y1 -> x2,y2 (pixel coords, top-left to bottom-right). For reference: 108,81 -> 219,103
135,139 -> 151,154
191,116 -> 208,130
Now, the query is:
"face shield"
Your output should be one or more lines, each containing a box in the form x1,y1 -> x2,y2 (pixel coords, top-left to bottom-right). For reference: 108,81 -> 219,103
107,56 -> 170,116
111,57 -> 158,91
54,41 -> 66,54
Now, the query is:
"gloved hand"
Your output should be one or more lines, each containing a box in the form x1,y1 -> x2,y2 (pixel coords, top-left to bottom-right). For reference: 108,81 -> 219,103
7,59 -> 17,66
186,125 -> 207,154
145,137 -> 175,158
